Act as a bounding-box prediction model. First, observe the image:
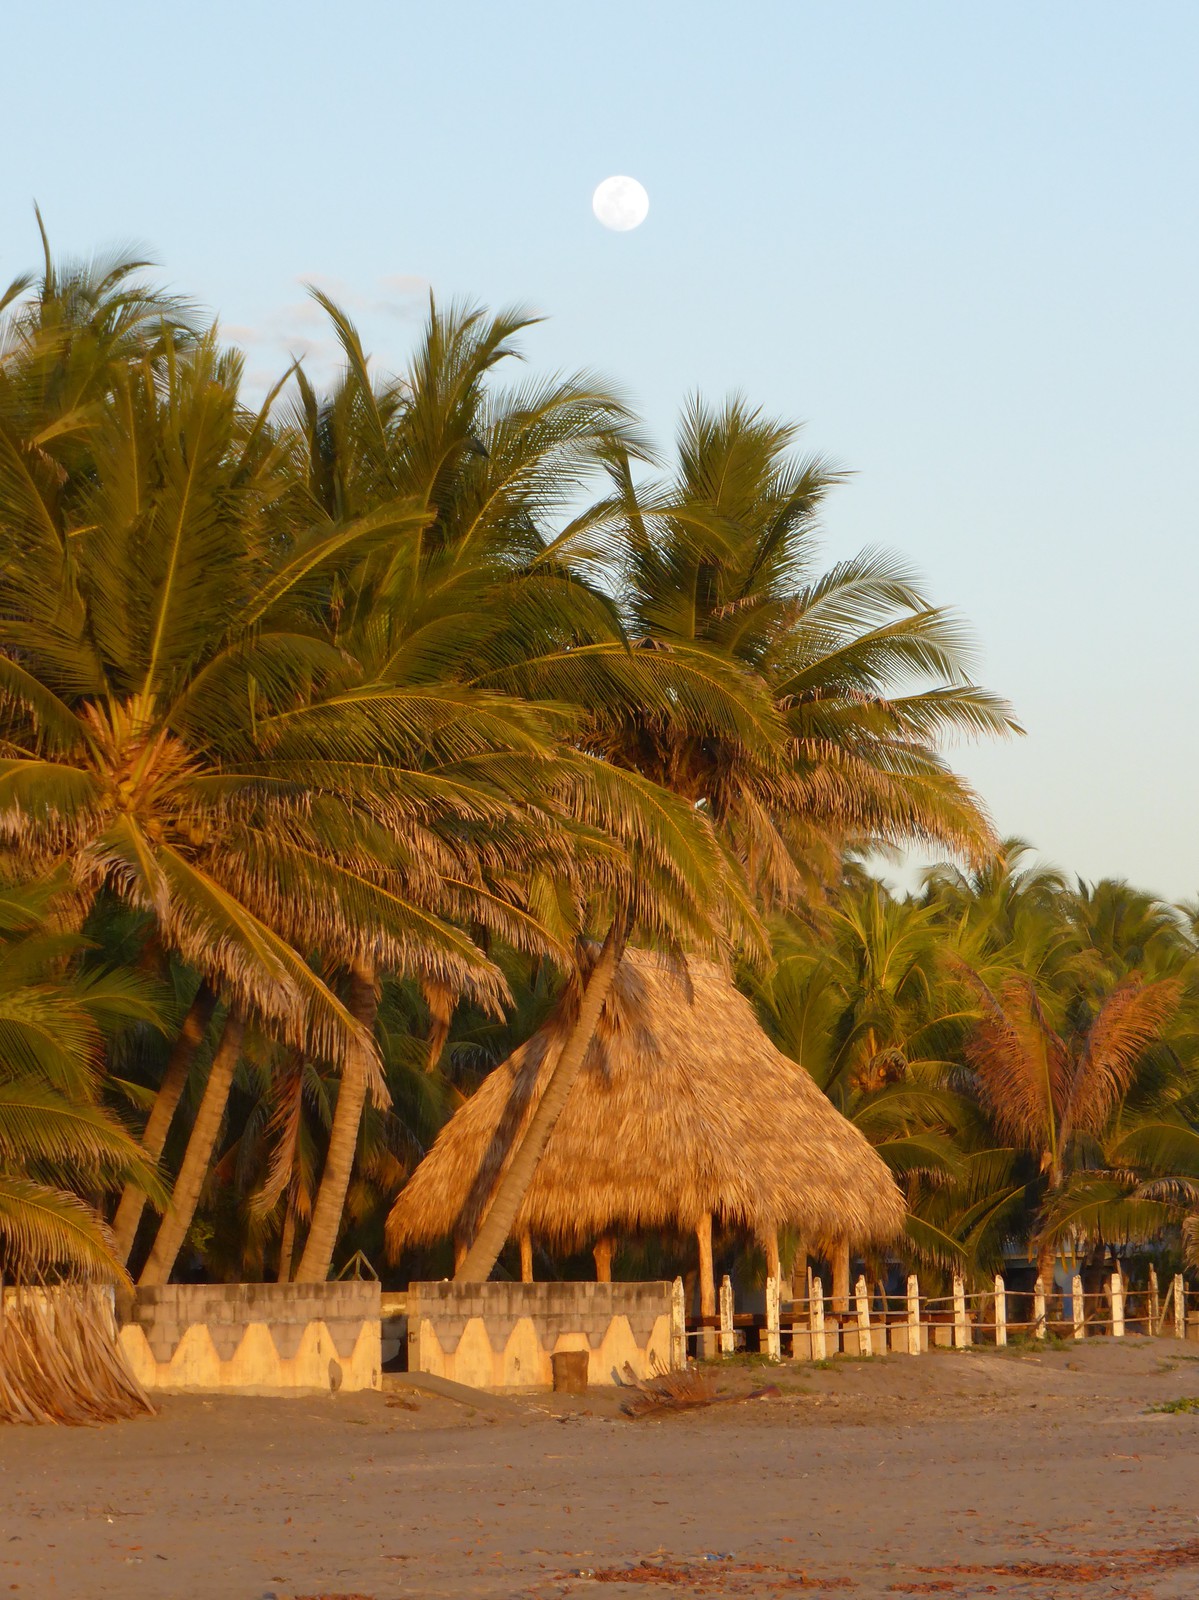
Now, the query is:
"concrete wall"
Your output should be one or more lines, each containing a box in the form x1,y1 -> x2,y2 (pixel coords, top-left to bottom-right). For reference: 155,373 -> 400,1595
118,1283 -> 381,1396
406,1280 -> 676,1390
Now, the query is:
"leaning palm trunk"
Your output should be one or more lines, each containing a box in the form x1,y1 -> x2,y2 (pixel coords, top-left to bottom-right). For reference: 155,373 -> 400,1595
293,963 -> 379,1284
139,1010 -> 246,1287
111,982 -> 216,1264
456,925 -> 624,1283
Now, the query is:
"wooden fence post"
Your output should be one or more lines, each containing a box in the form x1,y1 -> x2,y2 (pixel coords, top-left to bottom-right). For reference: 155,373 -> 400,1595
765,1274 -> 781,1361
1033,1275 -> 1047,1340
952,1274 -> 970,1349
718,1274 -> 734,1356
994,1274 -> 1007,1348
906,1273 -> 921,1356
670,1276 -> 686,1369
854,1274 -> 873,1357
1072,1274 -> 1085,1341
810,1276 -> 827,1361
1111,1268 -> 1125,1338
1173,1274 -> 1186,1340
1148,1265 -> 1160,1334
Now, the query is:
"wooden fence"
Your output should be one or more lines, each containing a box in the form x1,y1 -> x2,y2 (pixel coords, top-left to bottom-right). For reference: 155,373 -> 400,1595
678,1266 -> 1199,1360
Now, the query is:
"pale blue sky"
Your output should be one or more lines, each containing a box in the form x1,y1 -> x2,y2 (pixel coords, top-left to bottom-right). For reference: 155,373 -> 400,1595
5,2 -> 1196,898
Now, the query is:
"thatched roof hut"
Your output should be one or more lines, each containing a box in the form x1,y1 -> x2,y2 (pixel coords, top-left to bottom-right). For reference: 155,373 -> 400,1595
387,950 -> 905,1272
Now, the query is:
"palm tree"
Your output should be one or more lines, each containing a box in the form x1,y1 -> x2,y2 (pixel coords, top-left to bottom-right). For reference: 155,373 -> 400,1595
961,967 -> 1182,1286
0,872 -> 161,1281
1,263 -> 524,1282
456,396 -> 1020,1283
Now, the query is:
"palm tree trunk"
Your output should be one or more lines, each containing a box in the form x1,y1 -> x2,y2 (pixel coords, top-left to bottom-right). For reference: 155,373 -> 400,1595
276,1189 -> 298,1284
423,979 -> 455,1074
139,1009 -> 245,1287
293,961 -> 379,1285
111,981 -> 215,1264
455,925 -> 624,1283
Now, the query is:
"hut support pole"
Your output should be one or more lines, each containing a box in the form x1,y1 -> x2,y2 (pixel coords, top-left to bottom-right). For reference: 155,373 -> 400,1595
1072,1273 -> 1085,1340
1033,1275 -> 1047,1340
1149,1265 -> 1160,1333
994,1274 -> 1007,1348
697,1213 -> 717,1359
1174,1273 -> 1186,1339
519,1232 -> 533,1283
791,1236 -> 808,1300
765,1232 -> 780,1283
832,1239 -> 850,1315
1111,1268 -> 1125,1338
593,1236 -> 613,1283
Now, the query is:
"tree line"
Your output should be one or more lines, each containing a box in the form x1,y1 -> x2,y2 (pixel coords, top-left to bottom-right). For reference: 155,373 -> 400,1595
1,231 -> 1192,1294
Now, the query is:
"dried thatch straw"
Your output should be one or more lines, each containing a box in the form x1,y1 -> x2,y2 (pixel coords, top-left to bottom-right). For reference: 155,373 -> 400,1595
387,949 -> 905,1257
0,1287 -> 156,1425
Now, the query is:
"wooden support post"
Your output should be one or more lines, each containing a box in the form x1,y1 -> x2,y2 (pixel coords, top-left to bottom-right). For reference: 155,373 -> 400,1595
810,1276 -> 827,1362
832,1240 -> 850,1314
719,1274 -> 735,1356
952,1274 -> 970,1349
1033,1275 -> 1047,1340
994,1274 -> 1007,1348
697,1213 -> 717,1359
519,1232 -> 533,1283
765,1273 -> 781,1362
854,1273 -> 873,1357
791,1238 -> 809,1303
670,1276 -> 686,1369
1148,1265 -> 1160,1333
765,1231 -> 781,1284
1072,1273 -> 1085,1341
906,1274 -> 921,1356
1173,1274 -> 1186,1339
1111,1268 -> 1125,1338
593,1235 -> 613,1283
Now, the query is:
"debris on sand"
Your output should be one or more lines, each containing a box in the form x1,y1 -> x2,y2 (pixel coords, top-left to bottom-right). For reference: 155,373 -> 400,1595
620,1364 -> 780,1419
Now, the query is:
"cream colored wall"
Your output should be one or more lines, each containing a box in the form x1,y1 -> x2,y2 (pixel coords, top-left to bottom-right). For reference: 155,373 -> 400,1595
406,1281 -> 677,1391
119,1316 -> 380,1395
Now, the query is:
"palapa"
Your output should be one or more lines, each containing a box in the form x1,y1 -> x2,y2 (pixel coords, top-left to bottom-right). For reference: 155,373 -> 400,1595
387,949 -> 905,1258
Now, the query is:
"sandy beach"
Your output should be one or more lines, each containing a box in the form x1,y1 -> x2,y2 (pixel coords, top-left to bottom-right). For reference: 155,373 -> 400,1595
4,1337 -> 1199,1599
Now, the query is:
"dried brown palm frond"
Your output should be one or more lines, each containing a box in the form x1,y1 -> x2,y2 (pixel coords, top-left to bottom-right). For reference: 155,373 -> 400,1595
0,1287 -> 155,1426
620,1363 -> 717,1417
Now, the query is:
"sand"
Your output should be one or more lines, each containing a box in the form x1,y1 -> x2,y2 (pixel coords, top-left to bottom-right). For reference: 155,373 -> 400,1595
4,1336 -> 1199,1598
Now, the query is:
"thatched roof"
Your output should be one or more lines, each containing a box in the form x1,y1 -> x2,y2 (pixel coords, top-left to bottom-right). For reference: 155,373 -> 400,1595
387,950 -> 905,1256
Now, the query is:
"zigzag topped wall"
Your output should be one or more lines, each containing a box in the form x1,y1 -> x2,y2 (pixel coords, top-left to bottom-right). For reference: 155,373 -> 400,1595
407,1280 -> 677,1390
118,1282 -> 381,1395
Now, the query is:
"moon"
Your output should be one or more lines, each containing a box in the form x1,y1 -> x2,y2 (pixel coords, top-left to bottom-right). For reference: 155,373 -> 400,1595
592,175 -> 649,232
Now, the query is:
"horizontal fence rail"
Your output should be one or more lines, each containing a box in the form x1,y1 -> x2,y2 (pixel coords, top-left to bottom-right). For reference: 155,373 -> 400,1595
672,1265 -> 1198,1363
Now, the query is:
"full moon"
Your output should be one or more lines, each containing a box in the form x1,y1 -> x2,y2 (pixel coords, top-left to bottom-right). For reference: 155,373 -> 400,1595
592,175 -> 649,232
